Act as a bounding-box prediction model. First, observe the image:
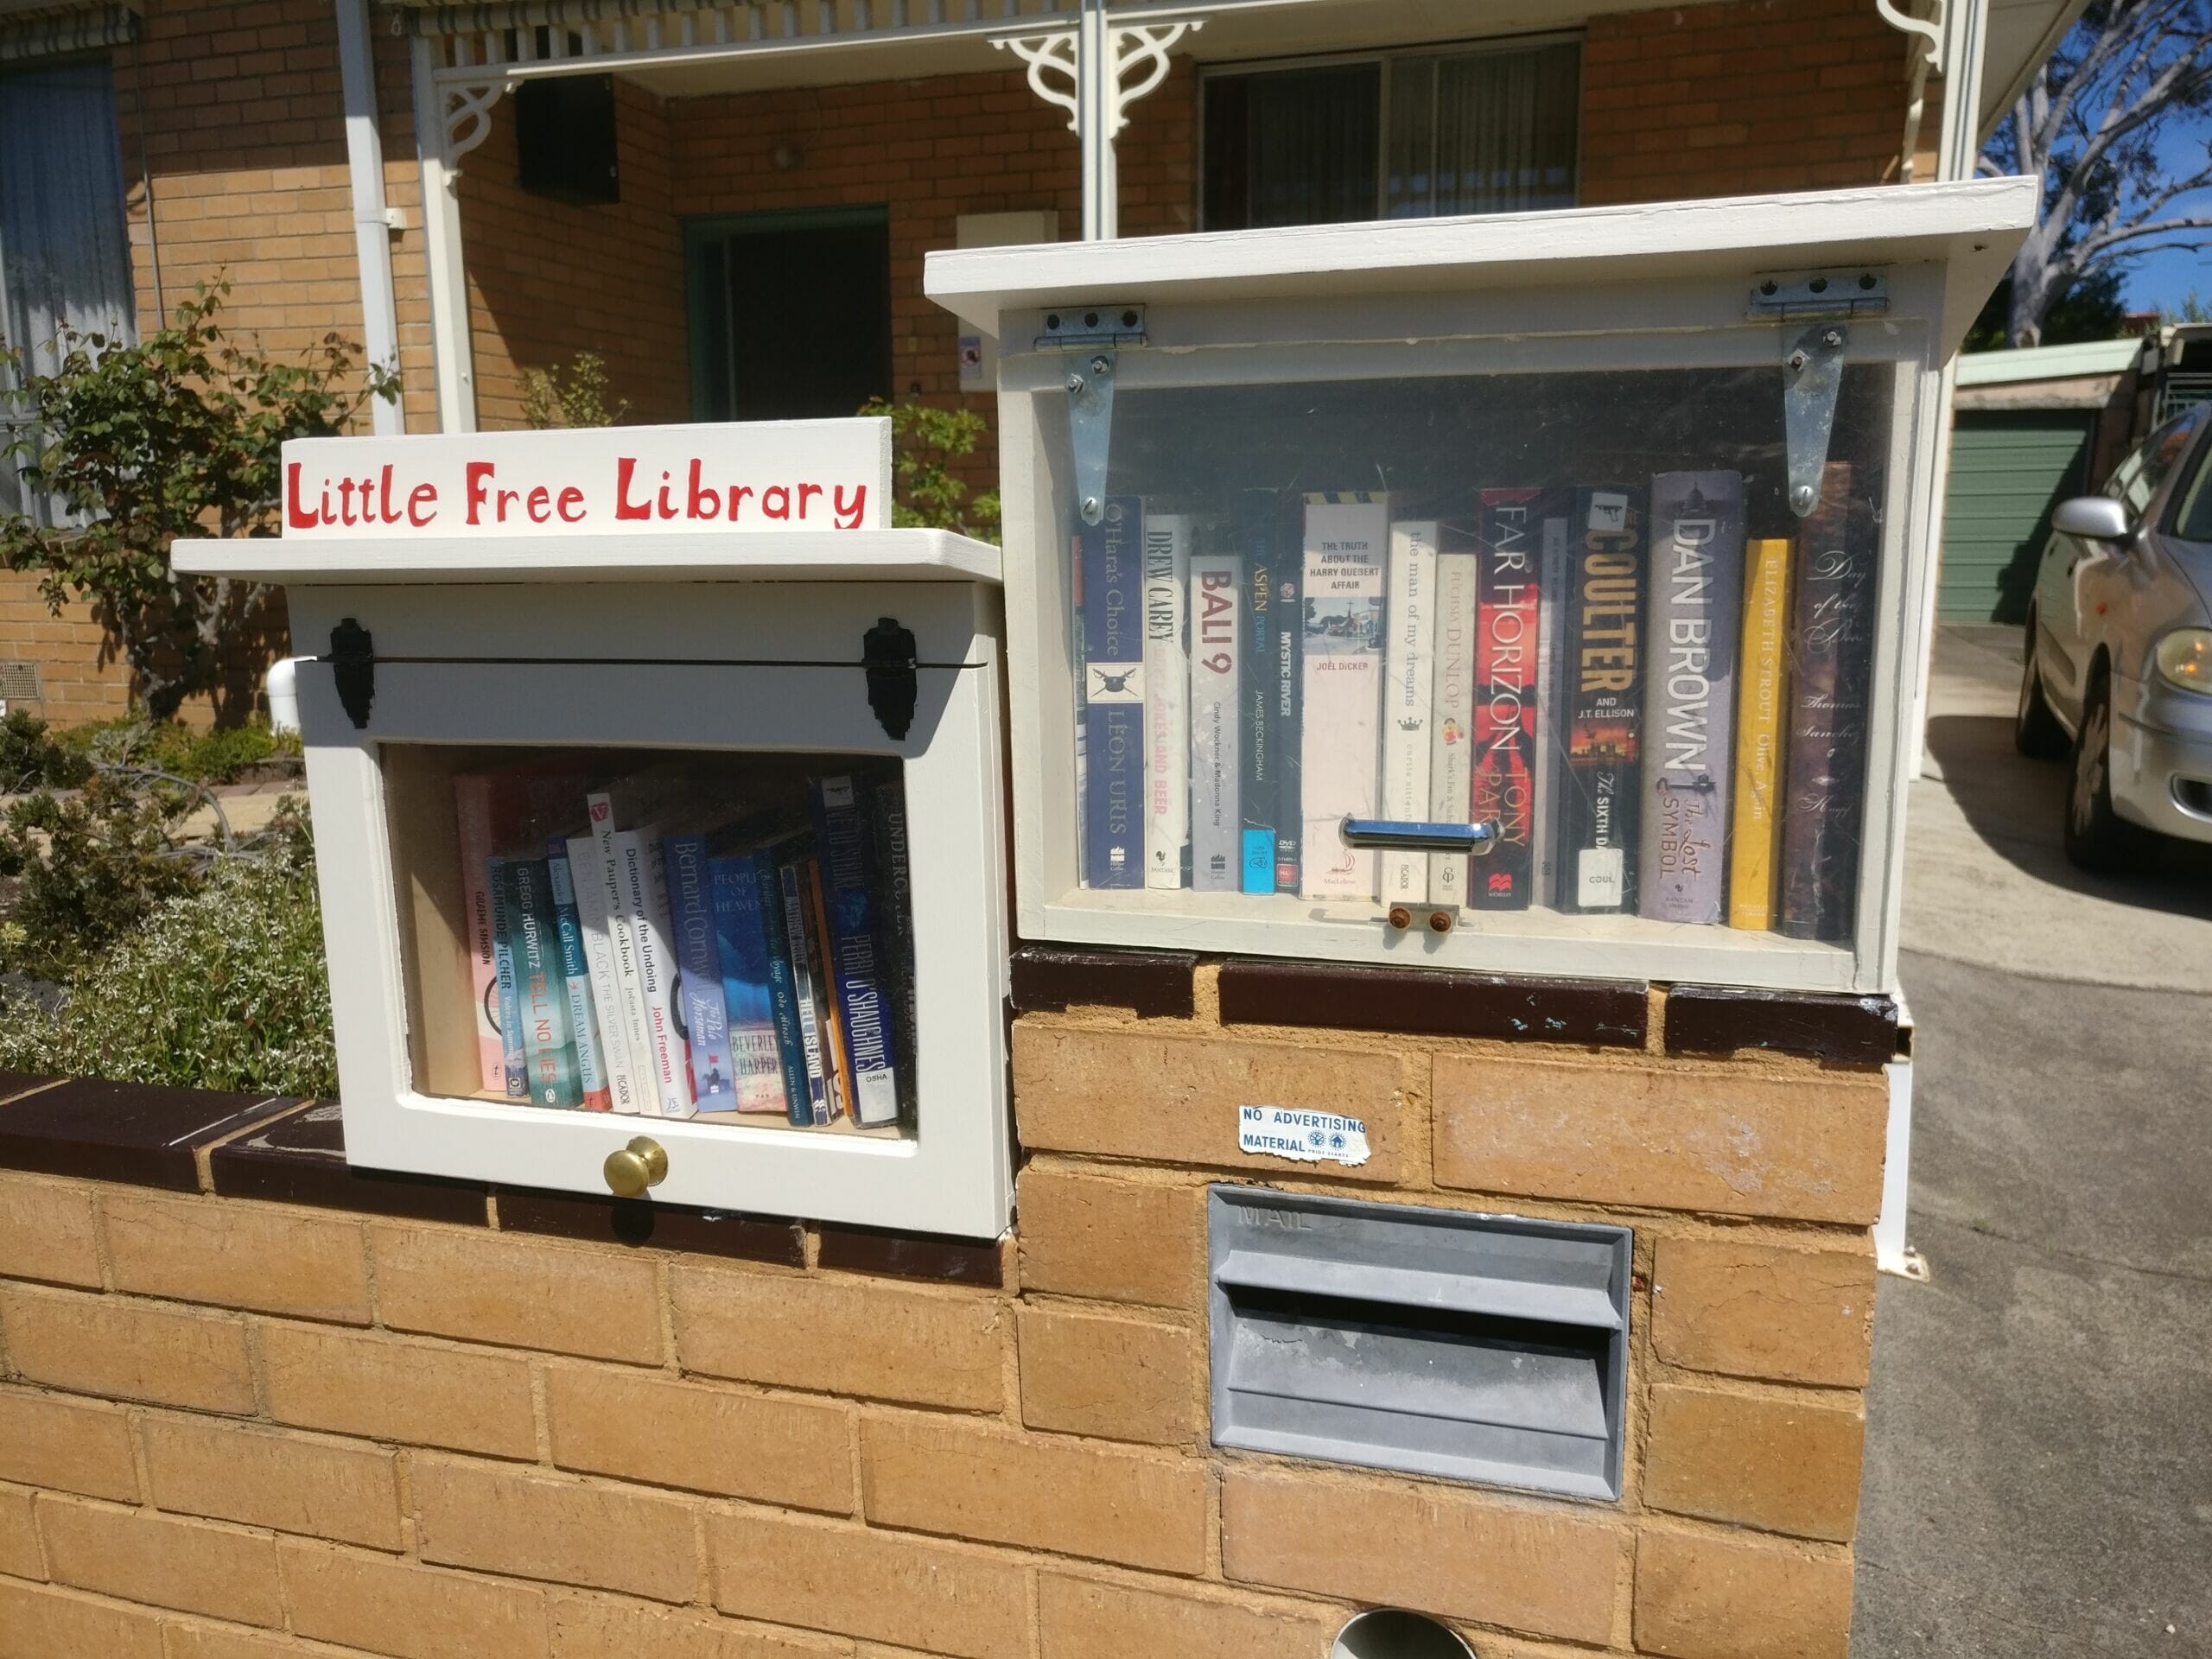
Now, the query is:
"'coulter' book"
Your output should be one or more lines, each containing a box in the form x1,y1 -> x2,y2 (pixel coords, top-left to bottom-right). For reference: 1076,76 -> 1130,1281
1557,485 -> 1648,914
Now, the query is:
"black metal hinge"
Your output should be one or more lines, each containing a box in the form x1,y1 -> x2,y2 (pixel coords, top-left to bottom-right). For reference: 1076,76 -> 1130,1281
329,618 -> 374,730
862,615 -> 917,741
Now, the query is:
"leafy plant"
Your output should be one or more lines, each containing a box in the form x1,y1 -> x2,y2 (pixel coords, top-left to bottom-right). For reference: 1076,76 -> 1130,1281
0,712 -> 92,793
859,397 -> 1001,543
521,351 -> 631,429
0,282 -> 397,721
0,771 -> 204,981
58,715 -> 299,785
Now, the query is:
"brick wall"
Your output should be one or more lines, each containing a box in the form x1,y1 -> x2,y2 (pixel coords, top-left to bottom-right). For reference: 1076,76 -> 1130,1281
0,968 -> 1887,1658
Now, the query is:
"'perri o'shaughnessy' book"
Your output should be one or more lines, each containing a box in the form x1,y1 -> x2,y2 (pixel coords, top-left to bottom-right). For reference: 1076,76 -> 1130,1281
1189,545 -> 1243,893
1557,486 -> 1649,914
1300,493 -> 1389,901
1080,496 -> 1144,889
1531,513 -> 1570,910
1427,546 -> 1478,907
500,855 -> 582,1109
1141,509 -> 1192,892
813,774 -> 900,1128
1638,470 -> 1746,925
1780,464 -> 1879,943
664,833 -> 735,1110
1729,537 -> 1794,931
1472,490 -> 1542,911
1380,518 -> 1439,906
544,842 -> 614,1112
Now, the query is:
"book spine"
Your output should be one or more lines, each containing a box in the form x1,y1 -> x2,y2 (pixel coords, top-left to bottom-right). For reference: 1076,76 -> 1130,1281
778,859 -> 831,1126
564,835 -> 642,1114
709,855 -> 791,1115
544,844 -> 613,1112
1299,493 -> 1389,901
615,829 -> 693,1119
1557,486 -> 1649,914
488,855 -> 526,1098
586,793 -> 655,1117
1472,491 -> 1542,910
814,775 -> 900,1128
504,856 -> 582,1109
1237,502 -> 1275,894
866,774 -> 918,1122
1268,496 -> 1303,893
1532,515 -> 1569,909
1779,465 -> 1878,943
1188,550 -> 1243,892
1639,470 -> 1747,924
1079,496 -> 1144,888
803,858 -> 854,1123
1729,537 -> 1794,931
1427,550 -> 1478,906
1142,512 -> 1191,892
453,777 -> 507,1092
664,833 -> 735,1111
1380,520 -> 1439,905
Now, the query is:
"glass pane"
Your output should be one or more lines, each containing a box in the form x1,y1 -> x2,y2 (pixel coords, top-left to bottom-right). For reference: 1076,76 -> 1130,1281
1430,41 -> 1580,215
382,746 -> 915,1138
1202,65 -> 1380,231
1382,58 -> 1436,219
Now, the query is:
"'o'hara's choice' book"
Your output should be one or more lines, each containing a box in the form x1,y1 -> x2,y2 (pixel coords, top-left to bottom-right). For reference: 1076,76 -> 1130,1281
544,843 -> 614,1112
708,854 -> 793,1116
1557,485 -> 1649,914
1300,493 -> 1389,901
664,833 -> 735,1110
500,856 -> 582,1109
1428,546 -> 1478,907
562,833 -> 642,1114
1080,496 -> 1144,889
814,775 -> 901,1128
1779,464 -> 1879,943
1472,490 -> 1542,911
777,856 -> 832,1125
1142,509 -> 1192,892
1531,513 -> 1570,910
1638,470 -> 1747,925
1729,537 -> 1795,930
1380,519 -> 1439,906
614,827 -> 694,1119
1189,546 -> 1243,892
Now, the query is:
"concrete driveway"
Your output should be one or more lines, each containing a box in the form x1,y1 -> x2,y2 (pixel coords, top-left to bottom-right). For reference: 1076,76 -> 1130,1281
1852,626 -> 2212,1656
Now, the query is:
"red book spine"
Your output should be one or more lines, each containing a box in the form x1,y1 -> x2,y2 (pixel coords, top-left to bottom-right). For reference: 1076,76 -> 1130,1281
1471,489 -> 1542,910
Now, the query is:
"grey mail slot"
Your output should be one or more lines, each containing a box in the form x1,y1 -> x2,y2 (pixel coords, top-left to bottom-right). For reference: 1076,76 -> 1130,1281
1207,1186 -> 1631,1500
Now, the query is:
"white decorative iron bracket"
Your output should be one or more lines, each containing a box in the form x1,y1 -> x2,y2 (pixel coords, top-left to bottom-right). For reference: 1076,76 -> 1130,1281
442,76 -> 513,168
995,3 -> 1203,240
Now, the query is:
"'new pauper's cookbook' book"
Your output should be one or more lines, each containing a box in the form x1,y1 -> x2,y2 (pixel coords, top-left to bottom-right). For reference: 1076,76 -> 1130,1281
1300,493 -> 1389,901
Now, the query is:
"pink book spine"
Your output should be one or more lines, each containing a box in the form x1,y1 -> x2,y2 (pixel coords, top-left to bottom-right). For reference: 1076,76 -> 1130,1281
452,775 -> 505,1092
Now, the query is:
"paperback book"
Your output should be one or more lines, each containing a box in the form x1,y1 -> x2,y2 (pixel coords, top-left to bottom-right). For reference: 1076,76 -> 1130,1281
1189,547 -> 1243,892
1300,493 -> 1389,901
1427,547 -> 1478,907
1471,490 -> 1542,911
664,833 -> 735,1109
544,843 -> 614,1112
1380,519 -> 1439,906
1556,485 -> 1648,914
1729,537 -> 1794,931
1142,509 -> 1192,891
1080,496 -> 1145,889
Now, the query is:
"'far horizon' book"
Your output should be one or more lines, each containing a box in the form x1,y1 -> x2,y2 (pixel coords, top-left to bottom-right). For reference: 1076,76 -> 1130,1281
1472,490 -> 1542,911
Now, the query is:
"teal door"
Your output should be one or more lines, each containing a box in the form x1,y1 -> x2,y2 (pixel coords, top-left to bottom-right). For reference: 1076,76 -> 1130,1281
1940,410 -> 2095,624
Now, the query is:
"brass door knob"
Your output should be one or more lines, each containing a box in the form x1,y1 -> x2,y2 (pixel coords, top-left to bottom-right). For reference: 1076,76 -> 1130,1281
603,1136 -> 668,1198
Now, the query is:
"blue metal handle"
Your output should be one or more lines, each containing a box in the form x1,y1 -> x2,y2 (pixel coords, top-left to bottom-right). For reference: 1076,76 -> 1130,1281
1338,817 -> 1501,855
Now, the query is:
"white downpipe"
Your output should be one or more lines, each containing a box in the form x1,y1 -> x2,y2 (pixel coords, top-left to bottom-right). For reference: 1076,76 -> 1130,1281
335,0 -> 404,435
412,35 -> 478,433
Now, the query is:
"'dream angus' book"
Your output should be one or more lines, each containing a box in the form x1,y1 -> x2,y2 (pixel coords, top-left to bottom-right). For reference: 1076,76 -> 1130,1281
1300,493 -> 1389,901
664,833 -> 735,1110
544,842 -> 614,1112
1189,547 -> 1243,893
1428,546 -> 1478,907
1142,509 -> 1192,892
1531,512 -> 1571,910
1638,470 -> 1747,925
1471,491 -> 1543,911
1556,485 -> 1649,914
1080,496 -> 1145,889
1729,537 -> 1795,931
1380,519 -> 1439,906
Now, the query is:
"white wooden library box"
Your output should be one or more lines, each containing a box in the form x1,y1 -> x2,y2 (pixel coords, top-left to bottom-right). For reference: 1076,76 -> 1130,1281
926,179 -> 2037,997
175,419 -> 1013,1237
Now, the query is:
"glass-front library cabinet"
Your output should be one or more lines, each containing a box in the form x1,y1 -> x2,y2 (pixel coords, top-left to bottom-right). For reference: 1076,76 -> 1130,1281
175,421 -> 1013,1236
925,179 -> 2035,996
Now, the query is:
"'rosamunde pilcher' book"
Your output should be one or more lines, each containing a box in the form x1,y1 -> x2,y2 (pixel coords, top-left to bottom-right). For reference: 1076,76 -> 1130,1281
1638,470 -> 1746,925
1189,544 -> 1243,893
1472,490 -> 1542,911
1300,493 -> 1389,902
1557,485 -> 1649,914
1080,496 -> 1145,889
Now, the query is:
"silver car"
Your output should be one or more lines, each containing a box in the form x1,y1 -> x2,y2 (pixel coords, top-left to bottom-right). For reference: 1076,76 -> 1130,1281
2017,403 -> 2212,869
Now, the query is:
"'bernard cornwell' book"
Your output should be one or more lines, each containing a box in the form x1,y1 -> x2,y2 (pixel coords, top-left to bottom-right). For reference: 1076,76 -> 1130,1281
1471,490 -> 1542,911
1637,470 -> 1745,925
1380,519 -> 1439,905
1189,544 -> 1243,893
1141,509 -> 1192,891
1300,493 -> 1389,901
1557,486 -> 1648,914
1080,496 -> 1144,889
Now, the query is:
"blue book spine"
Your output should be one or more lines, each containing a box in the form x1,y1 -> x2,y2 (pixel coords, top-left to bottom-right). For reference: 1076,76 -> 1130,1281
779,860 -> 831,1125
812,775 -> 900,1127
1080,495 -> 1144,888
744,851 -> 814,1127
488,855 -> 527,1098
544,843 -> 613,1112
503,855 -> 582,1109
709,855 -> 794,1116
1240,493 -> 1277,893
663,833 -> 734,1110
866,772 -> 918,1121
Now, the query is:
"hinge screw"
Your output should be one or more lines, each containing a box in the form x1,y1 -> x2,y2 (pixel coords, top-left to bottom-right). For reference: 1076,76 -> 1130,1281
1065,372 -> 1086,394
1823,328 -> 1845,348
1788,350 -> 1808,373
1791,482 -> 1817,514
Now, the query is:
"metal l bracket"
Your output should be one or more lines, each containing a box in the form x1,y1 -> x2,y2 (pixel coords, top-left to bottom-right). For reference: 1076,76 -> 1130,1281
329,618 -> 374,730
1066,350 -> 1116,526
1782,322 -> 1848,518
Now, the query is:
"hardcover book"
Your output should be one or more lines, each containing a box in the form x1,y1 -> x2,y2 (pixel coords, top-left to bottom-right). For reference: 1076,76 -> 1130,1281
1472,491 -> 1542,911
500,856 -> 582,1109
1380,519 -> 1440,906
1427,548 -> 1478,907
1141,510 -> 1192,892
1531,514 -> 1570,910
1638,470 -> 1746,925
614,827 -> 693,1118
709,854 -> 793,1116
1080,496 -> 1145,889
1557,485 -> 1649,914
664,833 -> 734,1110
813,775 -> 900,1128
1299,493 -> 1389,901
1189,547 -> 1243,892
563,834 -> 643,1114
544,843 -> 614,1112
1729,537 -> 1794,931
778,857 -> 832,1125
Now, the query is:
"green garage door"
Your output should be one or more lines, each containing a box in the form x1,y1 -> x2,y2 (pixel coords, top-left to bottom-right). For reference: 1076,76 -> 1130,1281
1940,410 -> 2094,624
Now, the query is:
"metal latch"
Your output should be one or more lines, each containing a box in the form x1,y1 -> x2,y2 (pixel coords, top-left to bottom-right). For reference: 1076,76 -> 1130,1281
1750,270 -> 1887,517
1338,816 -> 1502,934
329,618 -> 374,730
862,615 -> 918,741
1039,305 -> 1144,526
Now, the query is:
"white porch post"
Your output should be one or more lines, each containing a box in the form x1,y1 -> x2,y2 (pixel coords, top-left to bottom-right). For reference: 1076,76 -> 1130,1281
334,0 -> 404,435
410,36 -> 505,434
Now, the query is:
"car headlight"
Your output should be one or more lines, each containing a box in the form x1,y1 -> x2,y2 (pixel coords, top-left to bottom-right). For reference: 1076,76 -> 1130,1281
2155,628 -> 2212,694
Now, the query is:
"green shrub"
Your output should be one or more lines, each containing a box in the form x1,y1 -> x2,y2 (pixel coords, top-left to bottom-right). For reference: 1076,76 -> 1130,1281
859,397 -> 1001,543
57,715 -> 298,784
0,772 -> 201,980
0,712 -> 92,792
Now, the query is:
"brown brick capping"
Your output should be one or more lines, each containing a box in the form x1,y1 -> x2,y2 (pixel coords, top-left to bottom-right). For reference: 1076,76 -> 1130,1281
1662,984 -> 1903,1066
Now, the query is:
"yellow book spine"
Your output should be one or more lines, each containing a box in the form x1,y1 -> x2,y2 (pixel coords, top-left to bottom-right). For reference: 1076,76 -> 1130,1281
1728,537 -> 1793,930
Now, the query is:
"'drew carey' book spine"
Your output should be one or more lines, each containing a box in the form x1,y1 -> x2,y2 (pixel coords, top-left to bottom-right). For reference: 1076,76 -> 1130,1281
1300,493 -> 1389,902
1079,496 -> 1144,889
1557,486 -> 1648,914
1379,518 -> 1438,906
1142,509 -> 1192,892
1472,490 -> 1541,911
1189,543 -> 1243,893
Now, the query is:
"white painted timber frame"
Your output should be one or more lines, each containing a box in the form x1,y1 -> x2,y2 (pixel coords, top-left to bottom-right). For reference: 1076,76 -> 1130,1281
926,179 -> 2037,996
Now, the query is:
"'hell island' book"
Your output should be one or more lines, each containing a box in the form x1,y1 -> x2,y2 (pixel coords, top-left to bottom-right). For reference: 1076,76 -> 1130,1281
1379,519 -> 1439,905
1557,485 -> 1649,914
1141,509 -> 1192,892
1729,537 -> 1795,930
1471,490 -> 1542,911
1637,470 -> 1746,925
1779,464 -> 1879,943
1189,545 -> 1243,893
1300,493 -> 1389,901
1427,546 -> 1478,907
1079,496 -> 1144,889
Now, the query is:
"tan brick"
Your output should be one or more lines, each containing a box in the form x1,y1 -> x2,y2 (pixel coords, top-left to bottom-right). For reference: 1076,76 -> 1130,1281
1221,1466 -> 1623,1646
0,1284 -> 254,1414
279,1538 -> 550,1659
1017,1305 -> 1195,1446
0,1484 -> 41,1580
1432,1054 -> 1886,1222
673,1265 -> 1004,1413
141,1415 -> 402,1550
1037,1573 -> 1336,1659
709,1508 -> 1028,1659
1643,1383 -> 1866,1543
0,1175 -> 102,1289
413,1455 -> 696,1604
372,1225 -> 663,1363
1652,1236 -> 1877,1388
1014,1027 -> 1406,1183
546,1361 -> 852,1511
861,1414 -> 1206,1575
35,1494 -> 282,1625
0,1389 -> 137,1501
549,1588 -> 851,1659
160,1625 -> 305,1659
0,1579 -> 165,1659
1016,1167 -> 1202,1309
101,1192 -> 369,1324
1633,1527 -> 1853,1659
261,1321 -> 537,1459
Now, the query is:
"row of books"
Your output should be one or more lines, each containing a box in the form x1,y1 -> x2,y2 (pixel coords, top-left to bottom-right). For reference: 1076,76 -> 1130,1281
1076,462 -> 1875,941
454,766 -> 913,1126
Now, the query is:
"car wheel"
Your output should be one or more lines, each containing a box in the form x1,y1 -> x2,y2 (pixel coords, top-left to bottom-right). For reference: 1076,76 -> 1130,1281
2063,669 -> 2153,873
2014,613 -> 2067,759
